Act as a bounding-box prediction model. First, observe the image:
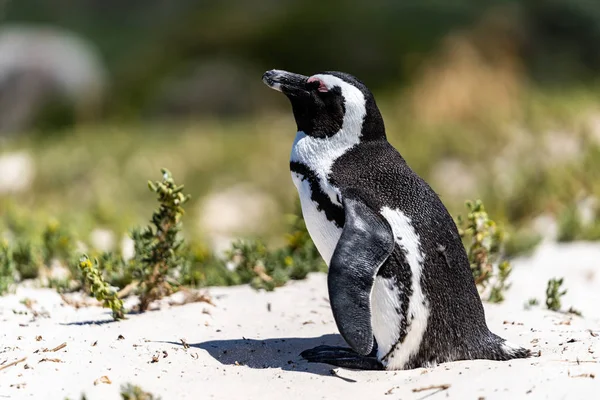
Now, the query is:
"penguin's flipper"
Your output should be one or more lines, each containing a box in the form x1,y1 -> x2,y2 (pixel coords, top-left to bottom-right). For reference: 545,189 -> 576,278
328,190 -> 395,355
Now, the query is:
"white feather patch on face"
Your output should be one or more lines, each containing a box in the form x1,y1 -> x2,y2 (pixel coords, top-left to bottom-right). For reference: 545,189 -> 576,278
370,277 -> 403,357
290,75 -> 366,206
378,207 -> 430,370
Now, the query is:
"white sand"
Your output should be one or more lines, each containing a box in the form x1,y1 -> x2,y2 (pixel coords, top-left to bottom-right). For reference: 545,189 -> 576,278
1,242 -> 599,400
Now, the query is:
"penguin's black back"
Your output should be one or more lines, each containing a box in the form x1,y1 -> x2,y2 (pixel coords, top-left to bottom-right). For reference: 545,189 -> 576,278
330,139 -> 510,366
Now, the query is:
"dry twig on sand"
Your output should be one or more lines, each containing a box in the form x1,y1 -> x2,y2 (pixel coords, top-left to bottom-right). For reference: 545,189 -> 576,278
43,342 -> 67,352
168,289 -> 214,307
94,375 -> 112,385
39,358 -> 63,363
570,373 -> 595,379
412,384 -> 451,392
0,357 -> 27,372
60,293 -> 99,309
117,282 -> 138,299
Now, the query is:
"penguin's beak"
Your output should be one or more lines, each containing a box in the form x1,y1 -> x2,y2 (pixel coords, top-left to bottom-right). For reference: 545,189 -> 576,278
262,69 -> 309,96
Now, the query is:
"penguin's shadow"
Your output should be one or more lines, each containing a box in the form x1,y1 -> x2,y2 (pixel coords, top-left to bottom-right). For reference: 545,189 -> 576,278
166,334 -> 348,377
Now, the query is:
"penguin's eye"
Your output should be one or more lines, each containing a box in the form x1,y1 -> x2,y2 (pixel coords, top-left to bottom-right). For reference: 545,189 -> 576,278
307,77 -> 328,93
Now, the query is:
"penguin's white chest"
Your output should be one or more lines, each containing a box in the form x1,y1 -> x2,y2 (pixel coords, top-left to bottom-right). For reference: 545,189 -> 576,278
291,172 -> 342,265
289,130 -> 355,265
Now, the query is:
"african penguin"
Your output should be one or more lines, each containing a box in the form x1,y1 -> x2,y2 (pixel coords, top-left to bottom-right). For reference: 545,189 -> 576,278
262,69 -> 530,370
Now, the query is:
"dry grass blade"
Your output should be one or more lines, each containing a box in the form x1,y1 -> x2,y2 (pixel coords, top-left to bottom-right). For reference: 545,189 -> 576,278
22,298 -> 36,312
385,386 -> 399,395
570,373 -> 595,378
39,358 -> 63,363
117,282 -> 139,299
94,375 -> 112,385
0,357 -> 27,372
169,289 -> 214,307
559,360 -> 599,364
253,264 -> 273,282
412,384 -> 451,393
60,293 -> 97,309
43,342 -> 67,352
180,338 -> 190,349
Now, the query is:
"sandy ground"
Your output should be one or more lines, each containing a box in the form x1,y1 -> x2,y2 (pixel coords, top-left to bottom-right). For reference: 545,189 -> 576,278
1,242 -> 599,400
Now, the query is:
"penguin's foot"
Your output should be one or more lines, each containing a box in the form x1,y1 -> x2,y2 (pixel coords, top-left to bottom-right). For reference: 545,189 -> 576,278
300,345 -> 384,370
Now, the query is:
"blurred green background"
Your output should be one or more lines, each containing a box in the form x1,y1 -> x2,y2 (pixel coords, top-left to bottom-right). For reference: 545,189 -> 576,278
1,0 -> 600,254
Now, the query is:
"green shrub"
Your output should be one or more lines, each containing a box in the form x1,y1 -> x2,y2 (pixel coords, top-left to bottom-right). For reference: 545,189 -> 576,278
557,205 -> 581,242
79,255 -> 125,320
133,169 -> 191,311
177,201 -> 324,291
218,201 -> 325,291
42,219 -> 75,266
0,169 -> 530,309
0,240 -> 15,295
557,202 -> 600,242
13,241 -> 41,280
546,277 -> 567,311
456,199 -> 512,303
504,230 -> 542,259
525,297 -> 540,309
120,383 -> 160,400
224,240 -> 281,290
178,243 -> 239,287
98,251 -> 134,289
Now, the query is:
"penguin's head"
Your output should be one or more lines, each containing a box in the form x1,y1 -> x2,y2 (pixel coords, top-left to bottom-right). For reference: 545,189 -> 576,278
262,69 -> 385,140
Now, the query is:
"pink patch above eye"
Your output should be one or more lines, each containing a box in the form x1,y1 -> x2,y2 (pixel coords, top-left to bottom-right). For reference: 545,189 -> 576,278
307,77 -> 328,92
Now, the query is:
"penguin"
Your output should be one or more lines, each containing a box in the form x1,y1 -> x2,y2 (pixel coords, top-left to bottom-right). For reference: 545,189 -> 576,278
262,69 -> 530,370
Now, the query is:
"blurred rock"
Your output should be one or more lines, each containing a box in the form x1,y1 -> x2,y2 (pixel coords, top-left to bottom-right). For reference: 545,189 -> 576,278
48,260 -> 70,281
530,213 -> 558,242
0,24 -> 107,135
198,184 -> 279,252
90,228 -> 115,252
0,151 -> 34,193
121,235 -> 135,261
577,196 -> 597,227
